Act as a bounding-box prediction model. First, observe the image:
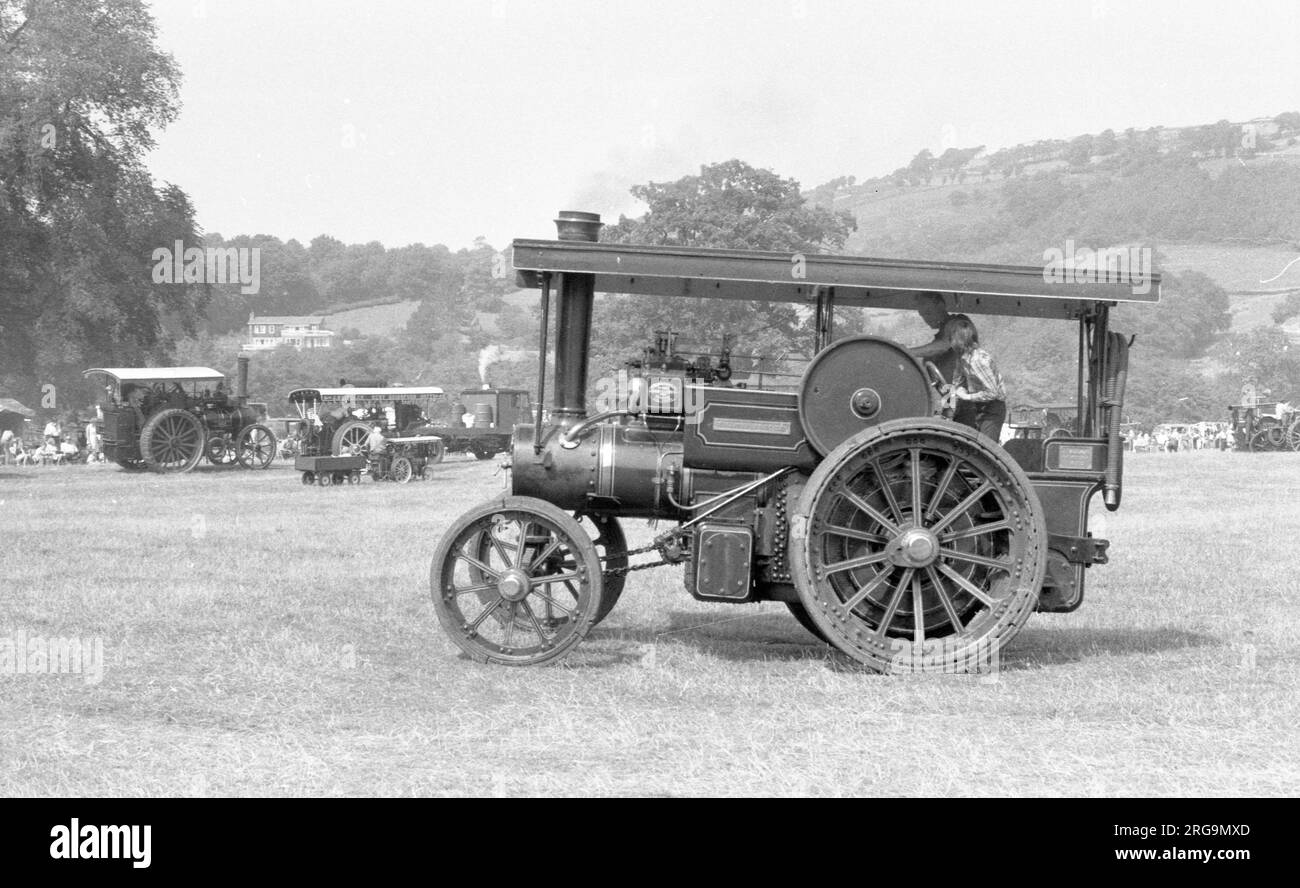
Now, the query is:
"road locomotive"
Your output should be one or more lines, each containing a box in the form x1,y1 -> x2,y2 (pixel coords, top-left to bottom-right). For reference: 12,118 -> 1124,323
430,211 -> 1157,671
86,355 -> 276,473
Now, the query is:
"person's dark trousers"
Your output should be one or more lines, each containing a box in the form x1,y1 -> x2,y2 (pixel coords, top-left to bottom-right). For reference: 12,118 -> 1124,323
956,400 -> 1006,441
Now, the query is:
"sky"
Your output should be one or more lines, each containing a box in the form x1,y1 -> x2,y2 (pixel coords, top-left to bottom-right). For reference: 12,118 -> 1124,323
146,0 -> 1300,250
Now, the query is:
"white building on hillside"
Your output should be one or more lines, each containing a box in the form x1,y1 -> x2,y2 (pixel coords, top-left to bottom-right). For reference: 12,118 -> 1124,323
245,314 -> 336,351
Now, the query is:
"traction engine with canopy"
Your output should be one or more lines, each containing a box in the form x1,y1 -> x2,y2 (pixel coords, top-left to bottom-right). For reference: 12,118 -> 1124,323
429,211 -> 1157,672
86,355 -> 277,473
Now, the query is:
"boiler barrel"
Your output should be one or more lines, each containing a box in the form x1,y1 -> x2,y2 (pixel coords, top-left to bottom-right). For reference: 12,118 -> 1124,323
511,422 -> 685,518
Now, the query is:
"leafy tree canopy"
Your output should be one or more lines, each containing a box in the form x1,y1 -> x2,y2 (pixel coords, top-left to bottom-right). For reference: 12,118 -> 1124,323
0,0 -> 204,402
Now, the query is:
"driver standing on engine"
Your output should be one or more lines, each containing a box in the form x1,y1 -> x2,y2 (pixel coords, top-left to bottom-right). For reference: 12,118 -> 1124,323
908,291 -> 957,383
908,291 -> 969,422
942,314 -> 1008,441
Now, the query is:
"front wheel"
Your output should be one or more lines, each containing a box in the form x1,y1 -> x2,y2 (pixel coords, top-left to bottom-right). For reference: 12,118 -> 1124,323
789,419 -> 1047,673
431,497 -> 603,665
392,456 -> 413,483
235,423 -> 277,469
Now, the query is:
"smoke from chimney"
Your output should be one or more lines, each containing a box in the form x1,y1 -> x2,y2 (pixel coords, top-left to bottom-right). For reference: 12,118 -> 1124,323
478,345 -> 503,386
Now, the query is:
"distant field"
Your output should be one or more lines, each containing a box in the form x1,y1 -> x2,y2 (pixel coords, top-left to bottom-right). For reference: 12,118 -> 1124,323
1,453 -> 1297,796
1156,244 -> 1300,337
1157,243 -> 1300,294
325,300 -> 420,337
835,172 -> 1300,339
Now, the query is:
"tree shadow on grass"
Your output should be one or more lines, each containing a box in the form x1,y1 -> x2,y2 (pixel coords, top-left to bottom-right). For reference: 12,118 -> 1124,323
585,611 -> 1221,673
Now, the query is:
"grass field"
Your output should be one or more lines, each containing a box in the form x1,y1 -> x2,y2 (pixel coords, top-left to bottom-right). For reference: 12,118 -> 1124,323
1,452 -> 1297,797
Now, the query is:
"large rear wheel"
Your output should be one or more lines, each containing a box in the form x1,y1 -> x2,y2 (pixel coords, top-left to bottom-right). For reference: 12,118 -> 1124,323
139,408 -> 206,473
333,420 -> 370,457
790,419 -> 1047,673
575,513 -> 627,625
786,601 -> 833,644
431,497 -> 603,665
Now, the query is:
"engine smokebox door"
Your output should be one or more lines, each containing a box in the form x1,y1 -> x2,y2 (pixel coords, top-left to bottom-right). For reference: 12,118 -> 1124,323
693,525 -> 754,600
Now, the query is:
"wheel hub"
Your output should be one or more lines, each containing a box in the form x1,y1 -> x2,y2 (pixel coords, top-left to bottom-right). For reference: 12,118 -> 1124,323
496,569 -> 532,602
887,526 -> 941,567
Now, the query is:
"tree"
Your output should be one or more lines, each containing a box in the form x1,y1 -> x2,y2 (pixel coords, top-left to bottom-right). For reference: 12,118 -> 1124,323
1064,134 -> 1095,167
1275,111 -> 1300,134
593,160 -> 857,381
907,149 -> 935,186
1095,129 -> 1118,156
402,237 -> 508,353
1114,270 -> 1230,360
1271,292 -> 1300,326
0,0 -> 203,405
1216,326 -> 1300,392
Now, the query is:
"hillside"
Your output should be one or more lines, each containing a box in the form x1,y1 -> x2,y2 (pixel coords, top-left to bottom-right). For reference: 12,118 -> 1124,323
324,299 -> 420,337
811,118 -> 1300,353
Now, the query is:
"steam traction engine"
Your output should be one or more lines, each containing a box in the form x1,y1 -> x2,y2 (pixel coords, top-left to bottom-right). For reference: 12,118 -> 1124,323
430,212 -> 1156,672
86,356 -> 277,473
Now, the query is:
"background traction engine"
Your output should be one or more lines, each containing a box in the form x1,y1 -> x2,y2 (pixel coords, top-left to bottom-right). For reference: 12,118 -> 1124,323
89,356 -> 277,473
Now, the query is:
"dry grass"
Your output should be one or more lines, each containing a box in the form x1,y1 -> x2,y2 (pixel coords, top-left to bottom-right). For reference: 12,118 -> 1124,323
1,451 -> 1297,797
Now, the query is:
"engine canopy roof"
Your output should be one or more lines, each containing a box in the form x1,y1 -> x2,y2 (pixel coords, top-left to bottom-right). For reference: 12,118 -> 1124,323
511,239 -> 1160,320
84,367 -> 226,383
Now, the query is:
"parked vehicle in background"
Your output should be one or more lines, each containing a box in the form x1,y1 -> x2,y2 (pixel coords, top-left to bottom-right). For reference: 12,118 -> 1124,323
84,356 -> 276,473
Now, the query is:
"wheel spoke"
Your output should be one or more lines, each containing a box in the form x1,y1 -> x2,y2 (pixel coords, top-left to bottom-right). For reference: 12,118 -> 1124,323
452,582 -> 498,598
503,604 -> 516,648
935,562 -> 996,607
840,487 -> 902,536
873,568 -> 914,637
870,459 -> 905,524
841,565 -> 896,613
466,597 -> 503,631
911,571 -> 925,646
531,590 -> 575,617
521,601 -> 553,643
514,520 -> 533,568
487,529 -> 514,567
924,458 -> 961,522
909,448 -> 923,522
939,547 -> 1011,572
534,571 -> 582,587
926,565 -> 965,632
823,524 -> 890,545
823,550 -> 890,575
929,481 -> 994,535
941,520 -> 1010,543
528,538 -> 564,572
456,552 -> 502,580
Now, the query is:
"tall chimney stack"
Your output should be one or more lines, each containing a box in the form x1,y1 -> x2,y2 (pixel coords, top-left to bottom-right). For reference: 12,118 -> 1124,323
236,354 -> 250,403
551,210 -> 602,423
